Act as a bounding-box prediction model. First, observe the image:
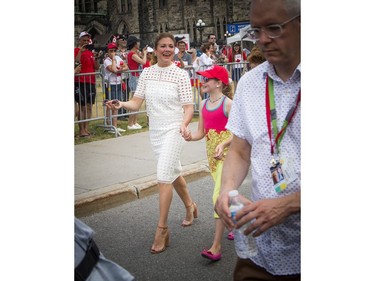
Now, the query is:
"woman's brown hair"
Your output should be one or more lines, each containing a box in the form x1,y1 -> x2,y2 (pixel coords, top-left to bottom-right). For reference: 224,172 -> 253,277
154,33 -> 176,49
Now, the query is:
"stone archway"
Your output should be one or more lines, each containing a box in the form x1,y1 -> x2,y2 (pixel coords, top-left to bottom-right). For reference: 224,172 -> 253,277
117,20 -> 129,36
86,20 -> 109,47
86,20 -> 106,36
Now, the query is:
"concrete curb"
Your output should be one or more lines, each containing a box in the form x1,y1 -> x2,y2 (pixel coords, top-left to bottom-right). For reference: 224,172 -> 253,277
75,160 -> 210,217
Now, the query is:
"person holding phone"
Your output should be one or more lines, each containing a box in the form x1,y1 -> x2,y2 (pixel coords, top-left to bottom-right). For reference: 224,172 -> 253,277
126,36 -> 148,130
103,43 -> 129,135
74,31 -> 100,137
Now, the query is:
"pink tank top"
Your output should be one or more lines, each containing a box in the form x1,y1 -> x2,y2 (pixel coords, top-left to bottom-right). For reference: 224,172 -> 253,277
202,96 -> 228,134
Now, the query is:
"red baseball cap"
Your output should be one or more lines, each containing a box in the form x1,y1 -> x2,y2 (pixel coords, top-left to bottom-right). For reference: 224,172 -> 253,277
107,43 -> 118,50
196,65 -> 229,85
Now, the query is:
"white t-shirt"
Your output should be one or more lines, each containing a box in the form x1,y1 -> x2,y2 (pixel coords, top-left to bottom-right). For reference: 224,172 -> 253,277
198,53 -> 214,67
103,55 -> 124,84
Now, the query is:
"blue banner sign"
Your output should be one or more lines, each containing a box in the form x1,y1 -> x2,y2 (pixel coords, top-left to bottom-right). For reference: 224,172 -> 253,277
227,22 -> 250,34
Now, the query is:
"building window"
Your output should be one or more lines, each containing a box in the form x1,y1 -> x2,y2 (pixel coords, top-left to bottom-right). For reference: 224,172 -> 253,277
120,0 -> 125,13
84,0 -> 90,12
159,0 -> 167,8
216,18 -> 221,41
82,0 -> 98,13
187,21 -> 191,39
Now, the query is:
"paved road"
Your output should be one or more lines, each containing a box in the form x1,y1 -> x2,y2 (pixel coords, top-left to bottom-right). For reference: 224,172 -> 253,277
78,173 -> 252,281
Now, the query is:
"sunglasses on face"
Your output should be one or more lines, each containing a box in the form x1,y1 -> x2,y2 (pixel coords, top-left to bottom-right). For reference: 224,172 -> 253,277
202,77 -> 217,83
109,49 -> 116,52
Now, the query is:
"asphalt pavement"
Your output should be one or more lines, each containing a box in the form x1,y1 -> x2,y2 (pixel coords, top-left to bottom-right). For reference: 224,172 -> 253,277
75,121 -> 254,280
78,174 -> 254,281
75,121 -> 210,217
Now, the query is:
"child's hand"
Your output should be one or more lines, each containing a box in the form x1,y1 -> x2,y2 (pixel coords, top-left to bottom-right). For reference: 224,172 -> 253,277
182,128 -> 192,141
214,144 -> 224,160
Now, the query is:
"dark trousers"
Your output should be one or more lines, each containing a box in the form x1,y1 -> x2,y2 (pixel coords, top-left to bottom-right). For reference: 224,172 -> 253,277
233,258 -> 300,281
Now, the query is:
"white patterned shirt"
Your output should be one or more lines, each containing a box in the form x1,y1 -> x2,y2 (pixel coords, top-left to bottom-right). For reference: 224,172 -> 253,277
226,61 -> 301,275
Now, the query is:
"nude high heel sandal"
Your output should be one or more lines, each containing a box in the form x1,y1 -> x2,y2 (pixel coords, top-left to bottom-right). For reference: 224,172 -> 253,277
181,202 -> 198,227
150,225 -> 170,254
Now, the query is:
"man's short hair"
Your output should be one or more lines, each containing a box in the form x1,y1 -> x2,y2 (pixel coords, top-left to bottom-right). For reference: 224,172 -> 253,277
177,41 -> 187,47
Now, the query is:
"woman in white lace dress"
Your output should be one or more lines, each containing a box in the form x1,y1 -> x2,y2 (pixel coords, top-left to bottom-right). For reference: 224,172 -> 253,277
106,33 -> 198,254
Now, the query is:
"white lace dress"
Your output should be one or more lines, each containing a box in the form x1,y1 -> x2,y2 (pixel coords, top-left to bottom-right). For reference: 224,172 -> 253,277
134,63 -> 193,183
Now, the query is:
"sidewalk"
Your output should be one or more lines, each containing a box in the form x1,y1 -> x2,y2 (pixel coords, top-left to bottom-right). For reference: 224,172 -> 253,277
74,122 -> 210,216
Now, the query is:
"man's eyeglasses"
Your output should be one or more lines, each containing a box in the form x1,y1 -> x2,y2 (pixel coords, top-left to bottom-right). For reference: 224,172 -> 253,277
108,49 -> 116,52
247,14 -> 300,41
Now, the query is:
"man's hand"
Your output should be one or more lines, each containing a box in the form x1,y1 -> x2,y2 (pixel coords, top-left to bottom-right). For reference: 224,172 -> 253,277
215,190 -> 251,230
235,193 -> 300,237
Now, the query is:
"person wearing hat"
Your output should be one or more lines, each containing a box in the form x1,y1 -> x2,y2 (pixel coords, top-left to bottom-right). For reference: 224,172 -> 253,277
113,35 -> 130,119
143,46 -> 154,68
126,36 -> 148,130
114,34 -> 128,60
184,65 -> 234,262
228,41 -> 247,82
106,33 -> 197,255
74,31 -> 100,137
103,43 -> 129,135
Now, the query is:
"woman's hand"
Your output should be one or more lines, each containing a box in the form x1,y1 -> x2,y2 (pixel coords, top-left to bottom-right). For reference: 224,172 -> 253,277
104,99 -> 122,110
183,129 -> 192,141
180,125 -> 190,139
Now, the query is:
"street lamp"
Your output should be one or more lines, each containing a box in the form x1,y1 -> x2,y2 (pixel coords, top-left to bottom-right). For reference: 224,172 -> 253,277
224,31 -> 232,39
196,19 -> 206,43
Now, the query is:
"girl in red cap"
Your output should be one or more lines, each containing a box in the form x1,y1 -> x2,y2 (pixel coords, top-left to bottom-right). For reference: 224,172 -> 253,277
184,65 -> 234,261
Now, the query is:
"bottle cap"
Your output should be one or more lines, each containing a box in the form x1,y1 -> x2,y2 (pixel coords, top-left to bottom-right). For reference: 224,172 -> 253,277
228,190 -> 239,197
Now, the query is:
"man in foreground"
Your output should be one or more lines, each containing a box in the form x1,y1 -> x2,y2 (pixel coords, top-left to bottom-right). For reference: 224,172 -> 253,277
215,0 -> 301,280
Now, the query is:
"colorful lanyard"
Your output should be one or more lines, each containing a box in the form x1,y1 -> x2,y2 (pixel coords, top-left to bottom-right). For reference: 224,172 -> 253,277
265,75 -> 301,156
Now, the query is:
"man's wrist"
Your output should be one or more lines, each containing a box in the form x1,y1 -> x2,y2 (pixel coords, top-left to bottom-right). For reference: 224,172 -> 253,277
220,187 -> 236,195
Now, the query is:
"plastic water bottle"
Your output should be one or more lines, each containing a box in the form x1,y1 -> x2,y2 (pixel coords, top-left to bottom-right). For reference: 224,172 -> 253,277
228,190 -> 258,258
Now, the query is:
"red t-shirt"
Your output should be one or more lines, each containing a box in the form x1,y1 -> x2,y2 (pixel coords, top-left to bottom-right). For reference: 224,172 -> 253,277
74,48 -> 96,84
127,51 -> 141,76
144,60 -> 151,68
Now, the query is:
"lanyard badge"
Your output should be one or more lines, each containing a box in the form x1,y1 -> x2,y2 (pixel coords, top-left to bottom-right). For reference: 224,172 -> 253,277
270,158 -> 287,193
266,76 -> 300,193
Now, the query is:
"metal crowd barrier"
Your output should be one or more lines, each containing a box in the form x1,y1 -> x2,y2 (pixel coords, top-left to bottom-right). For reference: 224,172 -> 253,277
74,68 -> 200,137
74,61 -> 249,138
74,70 -> 147,137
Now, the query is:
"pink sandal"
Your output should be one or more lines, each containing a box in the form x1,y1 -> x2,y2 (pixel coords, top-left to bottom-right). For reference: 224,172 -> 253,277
227,231 -> 234,240
201,249 -> 222,261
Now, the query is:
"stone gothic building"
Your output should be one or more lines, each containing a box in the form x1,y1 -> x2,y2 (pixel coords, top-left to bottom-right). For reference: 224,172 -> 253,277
74,0 -> 251,48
